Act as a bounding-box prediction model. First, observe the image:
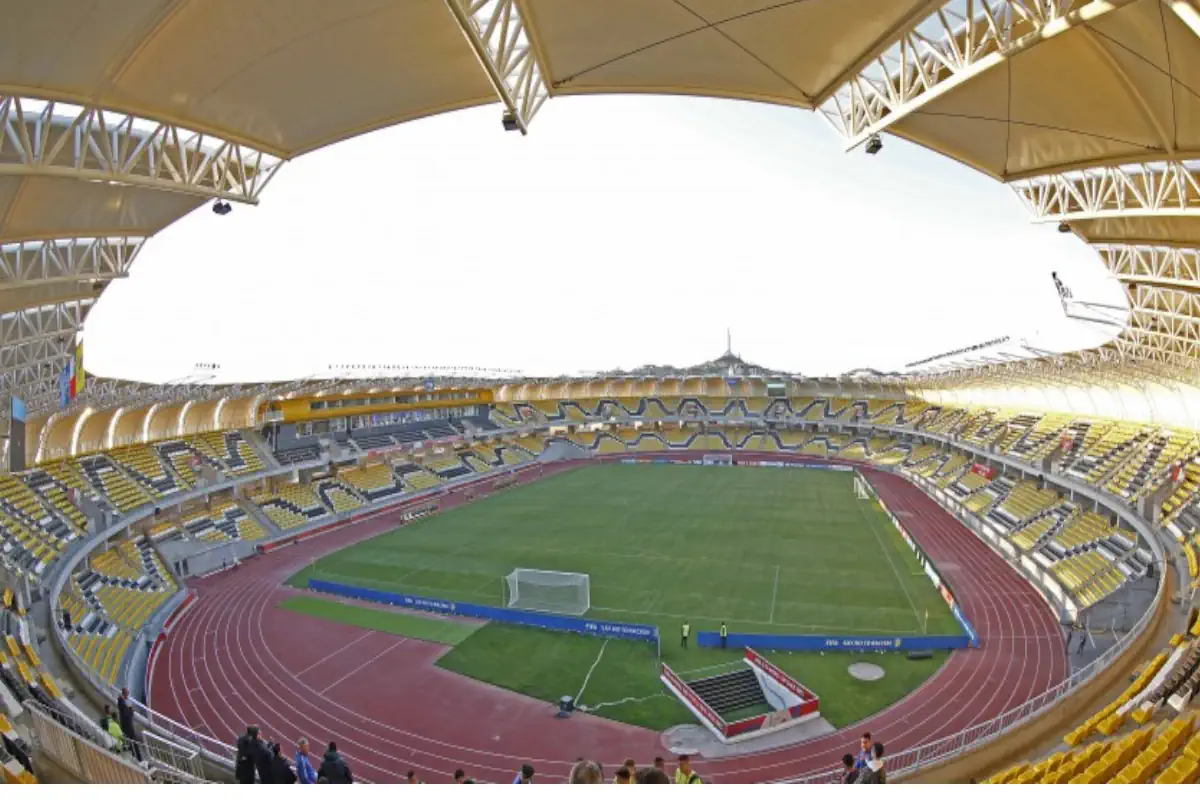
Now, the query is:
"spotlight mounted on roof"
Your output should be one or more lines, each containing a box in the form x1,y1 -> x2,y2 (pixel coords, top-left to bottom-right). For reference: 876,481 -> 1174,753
865,134 -> 883,155
212,200 -> 232,216
1057,221 -> 1071,234
501,112 -> 520,132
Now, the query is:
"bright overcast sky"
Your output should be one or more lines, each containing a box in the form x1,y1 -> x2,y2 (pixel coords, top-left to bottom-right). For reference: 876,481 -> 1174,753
84,95 -> 1121,385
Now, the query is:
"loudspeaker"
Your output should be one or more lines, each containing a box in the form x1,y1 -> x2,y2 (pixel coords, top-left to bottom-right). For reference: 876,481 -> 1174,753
907,650 -> 934,661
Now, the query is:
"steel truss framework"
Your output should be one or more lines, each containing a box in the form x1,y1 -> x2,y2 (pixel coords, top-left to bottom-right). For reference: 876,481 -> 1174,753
1098,242 -> 1200,285
445,0 -> 550,133
0,96 -> 283,203
0,300 -> 90,408
0,300 -> 91,351
0,237 -> 141,290
818,0 -> 1126,147
911,241 -> 1200,394
1013,161 -> 1200,222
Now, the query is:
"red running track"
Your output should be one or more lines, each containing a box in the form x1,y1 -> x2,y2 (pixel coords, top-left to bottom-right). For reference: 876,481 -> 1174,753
148,464 -> 1067,783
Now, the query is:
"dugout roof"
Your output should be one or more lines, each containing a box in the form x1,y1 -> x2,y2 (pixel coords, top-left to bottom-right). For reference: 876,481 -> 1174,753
8,0 -> 1200,440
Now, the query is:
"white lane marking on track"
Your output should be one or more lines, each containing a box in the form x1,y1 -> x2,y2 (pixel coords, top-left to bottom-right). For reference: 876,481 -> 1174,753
294,630 -> 375,677
319,640 -> 407,695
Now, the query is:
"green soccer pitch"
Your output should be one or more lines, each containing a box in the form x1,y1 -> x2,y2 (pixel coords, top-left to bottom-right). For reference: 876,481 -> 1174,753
286,463 -> 958,730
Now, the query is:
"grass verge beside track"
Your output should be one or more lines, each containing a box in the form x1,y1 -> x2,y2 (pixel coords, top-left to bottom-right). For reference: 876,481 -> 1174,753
278,595 -> 479,646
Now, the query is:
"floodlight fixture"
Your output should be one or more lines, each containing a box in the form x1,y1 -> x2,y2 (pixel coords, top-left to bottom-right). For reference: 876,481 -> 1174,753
212,200 -> 232,216
1057,221 -> 1071,233
502,112 -> 520,132
865,134 -> 883,155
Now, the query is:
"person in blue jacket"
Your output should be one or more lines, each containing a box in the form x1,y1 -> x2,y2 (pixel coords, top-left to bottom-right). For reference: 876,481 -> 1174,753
295,738 -> 318,784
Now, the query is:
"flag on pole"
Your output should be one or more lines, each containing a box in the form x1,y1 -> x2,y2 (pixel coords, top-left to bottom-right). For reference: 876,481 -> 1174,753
58,341 -> 85,408
74,341 -> 85,395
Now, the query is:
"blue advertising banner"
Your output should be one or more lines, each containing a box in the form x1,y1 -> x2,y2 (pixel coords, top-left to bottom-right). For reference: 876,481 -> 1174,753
307,579 -> 660,647
695,631 -> 970,652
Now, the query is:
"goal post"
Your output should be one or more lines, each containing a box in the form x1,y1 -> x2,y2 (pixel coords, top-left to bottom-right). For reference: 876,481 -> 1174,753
504,569 -> 591,616
853,472 -> 873,500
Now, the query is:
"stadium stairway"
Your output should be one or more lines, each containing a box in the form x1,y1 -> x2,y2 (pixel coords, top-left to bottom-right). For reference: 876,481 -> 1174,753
686,669 -> 766,717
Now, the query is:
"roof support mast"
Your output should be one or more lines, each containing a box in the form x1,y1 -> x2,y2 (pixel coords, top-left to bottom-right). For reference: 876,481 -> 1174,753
444,0 -> 550,133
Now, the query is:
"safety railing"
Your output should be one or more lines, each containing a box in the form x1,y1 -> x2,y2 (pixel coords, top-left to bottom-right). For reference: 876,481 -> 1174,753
25,699 -> 152,784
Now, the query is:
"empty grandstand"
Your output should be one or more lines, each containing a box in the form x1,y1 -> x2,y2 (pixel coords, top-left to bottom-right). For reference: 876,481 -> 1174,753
1,0 -> 1200,787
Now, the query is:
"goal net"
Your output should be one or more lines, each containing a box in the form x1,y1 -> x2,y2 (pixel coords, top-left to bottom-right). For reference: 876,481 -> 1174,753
505,569 -> 591,616
854,474 -> 872,500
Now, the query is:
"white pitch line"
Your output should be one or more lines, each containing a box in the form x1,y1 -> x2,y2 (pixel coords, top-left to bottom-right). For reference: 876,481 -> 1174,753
769,565 -> 780,623
294,630 -> 374,677
858,499 -> 924,628
319,640 -> 406,695
573,639 -> 609,708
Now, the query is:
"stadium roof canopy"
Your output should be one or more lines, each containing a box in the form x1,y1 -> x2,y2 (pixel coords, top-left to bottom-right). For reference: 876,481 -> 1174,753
7,0 -> 1200,437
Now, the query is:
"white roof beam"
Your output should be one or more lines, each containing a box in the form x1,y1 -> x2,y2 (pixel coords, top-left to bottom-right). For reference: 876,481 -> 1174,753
1012,160 -> 1200,221
444,0 -> 550,134
0,299 -> 91,350
0,237 -> 141,291
818,0 -> 1132,149
0,96 -> 284,204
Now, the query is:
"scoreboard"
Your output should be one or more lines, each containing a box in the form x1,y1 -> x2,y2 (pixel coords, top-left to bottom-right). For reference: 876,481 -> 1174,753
766,381 -> 787,398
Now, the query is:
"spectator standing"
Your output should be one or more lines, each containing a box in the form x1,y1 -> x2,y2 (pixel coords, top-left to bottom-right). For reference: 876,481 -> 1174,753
513,763 -> 535,784
720,622 -> 728,649
569,760 -> 603,783
681,620 -> 690,649
453,769 -> 475,784
638,768 -> 671,784
254,735 -> 273,784
117,688 -> 141,761
295,738 -> 317,784
653,756 -> 666,772
407,769 -> 423,784
270,742 -> 297,784
318,741 -> 353,783
613,767 -> 633,784
840,754 -> 859,784
855,742 -> 887,784
855,732 -> 873,769
622,758 -> 638,783
234,725 -> 261,784
674,754 -> 702,784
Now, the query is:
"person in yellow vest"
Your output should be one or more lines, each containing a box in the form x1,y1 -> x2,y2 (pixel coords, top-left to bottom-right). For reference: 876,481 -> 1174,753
613,767 -> 633,784
720,622 -> 728,649
681,620 -> 690,649
105,716 -> 125,753
622,758 -> 637,783
674,754 -> 702,784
